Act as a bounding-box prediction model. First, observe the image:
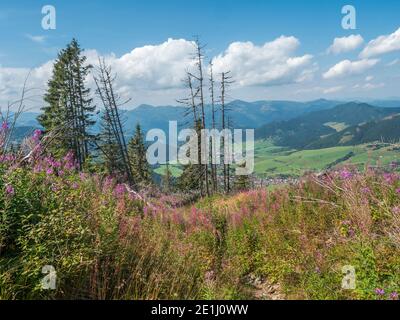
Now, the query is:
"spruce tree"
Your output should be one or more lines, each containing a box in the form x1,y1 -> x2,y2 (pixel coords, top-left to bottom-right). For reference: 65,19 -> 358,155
38,39 -> 95,169
234,162 -> 251,191
128,123 -> 152,186
161,163 -> 173,192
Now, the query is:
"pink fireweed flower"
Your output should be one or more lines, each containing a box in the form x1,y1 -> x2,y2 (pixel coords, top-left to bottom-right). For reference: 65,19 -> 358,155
375,288 -> 385,296
340,169 -> 353,180
383,173 -> 398,184
46,168 -> 53,175
102,177 -> 114,192
113,184 -> 126,197
361,187 -> 371,194
392,206 -> 400,215
32,129 -> 42,141
0,154 -> 16,163
71,182 -> 79,189
63,151 -> 77,170
396,188 -> 400,195
53,160 -> 61,168
79,172 -> 87,181
390,292 -> 398,300
1,122 -> 9,130
5,184 -> 14,196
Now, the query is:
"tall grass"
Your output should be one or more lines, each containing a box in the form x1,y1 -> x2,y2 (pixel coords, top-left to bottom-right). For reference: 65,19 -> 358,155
0,130 -> 399,300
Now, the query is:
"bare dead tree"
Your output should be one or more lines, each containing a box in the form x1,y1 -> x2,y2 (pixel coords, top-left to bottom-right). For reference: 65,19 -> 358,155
209,60 -> 218,192
189,37 -> 210,197
177,72 -> 203,195
93,57 -> 135,186
220,71 -> 234,193
177,73 -> 200,127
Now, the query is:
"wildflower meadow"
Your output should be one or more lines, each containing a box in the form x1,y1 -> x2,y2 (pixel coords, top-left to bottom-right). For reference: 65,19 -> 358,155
0,129 -> 399,300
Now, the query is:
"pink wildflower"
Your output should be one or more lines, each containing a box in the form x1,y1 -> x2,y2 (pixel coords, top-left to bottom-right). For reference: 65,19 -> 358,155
384,173 -> 397,184
390,292 -> 398,300
5,184 -> 14,196
375,288 -> 385,296
361,187 -> 371,194
340,169 -> 353,179
1,122 -> 9,130
392,207 -> 400,215
71,182 -> 79,189
114,184 -> 126,197
32,129 -> 42,141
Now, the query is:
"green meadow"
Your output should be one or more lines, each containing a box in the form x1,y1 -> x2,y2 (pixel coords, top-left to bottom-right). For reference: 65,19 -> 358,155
253,140 -> 400,177
153,140 -> 400,179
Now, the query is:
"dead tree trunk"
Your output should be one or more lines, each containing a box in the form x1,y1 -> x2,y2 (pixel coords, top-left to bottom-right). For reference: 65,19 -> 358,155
194,38 -> 210,197
220,71 -> 233,193
94,58 -> 135,187
209,61 -> 218,192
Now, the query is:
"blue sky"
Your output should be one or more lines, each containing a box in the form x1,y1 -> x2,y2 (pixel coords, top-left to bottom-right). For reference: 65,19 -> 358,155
1,0 -> 400,108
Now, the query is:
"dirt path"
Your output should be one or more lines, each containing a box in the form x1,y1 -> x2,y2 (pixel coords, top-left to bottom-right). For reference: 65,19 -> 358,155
245,274 -> 286,300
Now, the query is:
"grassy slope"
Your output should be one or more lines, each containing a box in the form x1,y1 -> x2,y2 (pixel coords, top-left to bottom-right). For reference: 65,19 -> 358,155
254,140 -> 400,177
3,162 -> 399,300
154,164 -> 183,177
151,140 -> 400,178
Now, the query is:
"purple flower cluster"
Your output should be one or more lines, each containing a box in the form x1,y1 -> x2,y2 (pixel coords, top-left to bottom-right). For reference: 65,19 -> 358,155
361,187 -> 371,194
390,292 -> 398,300
383,173 -> 398,185
32,129 -> 42,142
340,169 -> 353,180
375,288 -> 385,296
0,154 -> 16,163
375,289 -> 399,300
392,206 -> 400,215
5,184 -> 14,196
1,121 -> 9,130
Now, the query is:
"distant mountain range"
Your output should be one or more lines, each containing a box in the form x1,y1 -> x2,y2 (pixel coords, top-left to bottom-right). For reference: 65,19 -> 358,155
255,102 -> 400,149
11,99 -> 400,147
13,99 -> 342,137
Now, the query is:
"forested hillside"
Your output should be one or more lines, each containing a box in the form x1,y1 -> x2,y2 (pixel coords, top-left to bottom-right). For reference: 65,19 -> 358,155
255,103 -> 400,149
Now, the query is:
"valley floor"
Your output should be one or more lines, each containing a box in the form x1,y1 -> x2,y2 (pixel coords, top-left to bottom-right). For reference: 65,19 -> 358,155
254,140 -> 400,177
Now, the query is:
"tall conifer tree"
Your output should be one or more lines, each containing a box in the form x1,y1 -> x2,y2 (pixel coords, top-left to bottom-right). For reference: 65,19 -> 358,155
128,124 -> 152,185
38,39 -> 95,169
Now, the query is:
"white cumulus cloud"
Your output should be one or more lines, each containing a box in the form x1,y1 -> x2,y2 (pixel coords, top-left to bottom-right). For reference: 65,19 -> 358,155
105,38 -> 196,90
360,27 -> 400,58
0,61 -> 53,108
212,36 -> 315,87
0,38 -> 196,108
323,59 -> 379,79
327,34 -> 364,54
